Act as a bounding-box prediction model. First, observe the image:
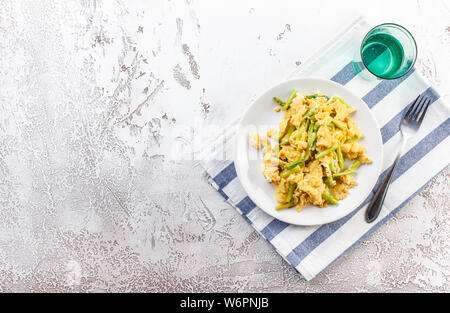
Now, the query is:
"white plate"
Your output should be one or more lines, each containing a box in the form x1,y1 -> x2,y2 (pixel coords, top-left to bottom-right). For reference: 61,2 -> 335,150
234,78 -> 383,226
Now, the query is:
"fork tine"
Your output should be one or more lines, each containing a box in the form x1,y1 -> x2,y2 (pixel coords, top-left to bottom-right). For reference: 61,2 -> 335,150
417,98 -> 432,124
410,95 -> 428,121
404,95 -> 422,120
412,95 -> 429,121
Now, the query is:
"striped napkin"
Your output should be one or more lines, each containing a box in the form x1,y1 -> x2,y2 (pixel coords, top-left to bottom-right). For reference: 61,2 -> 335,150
199,17 -> 450,281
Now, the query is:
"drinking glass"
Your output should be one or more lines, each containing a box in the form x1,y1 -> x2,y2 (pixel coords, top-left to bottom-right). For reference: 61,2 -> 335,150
355,23 -> 417,80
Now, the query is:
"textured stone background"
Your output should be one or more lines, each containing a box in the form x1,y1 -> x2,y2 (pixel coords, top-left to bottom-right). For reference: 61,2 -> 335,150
0,0 -> 449,292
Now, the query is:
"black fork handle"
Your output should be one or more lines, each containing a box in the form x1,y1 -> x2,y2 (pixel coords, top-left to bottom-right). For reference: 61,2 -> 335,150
365,154 -> 400,223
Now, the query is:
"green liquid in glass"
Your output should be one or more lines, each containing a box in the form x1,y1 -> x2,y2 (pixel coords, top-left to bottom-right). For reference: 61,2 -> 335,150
361,33 -> 405,78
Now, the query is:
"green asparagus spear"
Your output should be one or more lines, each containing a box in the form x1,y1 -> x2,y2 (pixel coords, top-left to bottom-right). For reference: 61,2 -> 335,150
344,134 -> 364,144
282,89 -> 298,111
307,122 -> 314,141
328,119 -> 347,131
331,96 -> 351,108
313,123 -> 320,150
280,165 -> 302,178
329,160 -> 338,173
322,192 -> 338,205
277,122 -> 291,142
324,176 -> 336,188
332,169 -> 356,178
299,118 -> 309,132
280,125 -> 296,145
293,119 -> 306,141
344,137 -> 358,144
275,202 -> 295,210
307,122 -> 319,151
348,160 -> 361,171
336,144 -> 344,169
314,122 -> 320,132
305,94 -> 330,100
273,97 -> 285,107
286,182 -> 295,203
285,156 -> 308,170
293,120 -> 308,144
303,108 -> 316,120
315,144 -> 338,159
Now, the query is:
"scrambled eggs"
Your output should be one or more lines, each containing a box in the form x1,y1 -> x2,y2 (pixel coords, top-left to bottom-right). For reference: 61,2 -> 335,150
251,90 -> 372,212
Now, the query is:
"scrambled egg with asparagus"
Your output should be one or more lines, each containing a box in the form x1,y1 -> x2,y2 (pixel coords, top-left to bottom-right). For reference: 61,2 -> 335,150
251,89 -> 372,211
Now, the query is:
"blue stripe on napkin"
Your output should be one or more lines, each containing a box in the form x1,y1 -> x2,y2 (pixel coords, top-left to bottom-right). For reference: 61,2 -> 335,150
213,162 -> 237,189
236,196 -> 257,215
331,62 -> 359,85
261,219 -> 290,241
217,188 -> 229,200
381,87 -> 440,143
362,68 -> 415,108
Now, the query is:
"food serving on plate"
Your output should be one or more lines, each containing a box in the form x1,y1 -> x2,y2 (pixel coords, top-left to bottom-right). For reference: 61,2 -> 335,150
250,89 -> 372,212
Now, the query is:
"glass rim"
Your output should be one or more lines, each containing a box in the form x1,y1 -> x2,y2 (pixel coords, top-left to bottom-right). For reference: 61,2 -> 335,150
360,22 -> 418,80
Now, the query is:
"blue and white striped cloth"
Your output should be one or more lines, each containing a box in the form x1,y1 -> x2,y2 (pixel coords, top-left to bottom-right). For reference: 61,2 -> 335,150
199,17 -> 450,281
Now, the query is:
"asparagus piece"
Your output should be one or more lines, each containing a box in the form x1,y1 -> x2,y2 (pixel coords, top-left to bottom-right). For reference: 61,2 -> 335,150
303,108 -> 316,119
276,121 -> 291,142
285,156 -> 308,170
275,202 -> 295,210
328,119 -> 347,131
280,165 -> 302,178
286,182 -> 295,203
296,119 -> 310,144
312,123 -> 320,150
299,118 -> 309,133
305,94 -> 330,100
315,144 -> 338,159
329,160 -> 338,173
307,122 -> 319,151
280,125 -> 296,145
273,97 -> 285,107
348,160 -> 361,171
324,176 -> 336,188
282,89 -> 298,111
344,134 -> 364,144
336,144 -> 345,169
332,96 -> 353,109
322,192 -> 338,205
332,169 -> 356,178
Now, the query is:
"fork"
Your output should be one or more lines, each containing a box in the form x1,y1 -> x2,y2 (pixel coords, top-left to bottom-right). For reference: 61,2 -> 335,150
365,94 -> 432,223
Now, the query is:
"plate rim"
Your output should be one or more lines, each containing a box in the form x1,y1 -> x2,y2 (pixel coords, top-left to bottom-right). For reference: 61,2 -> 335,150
234,77 -> 383,226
